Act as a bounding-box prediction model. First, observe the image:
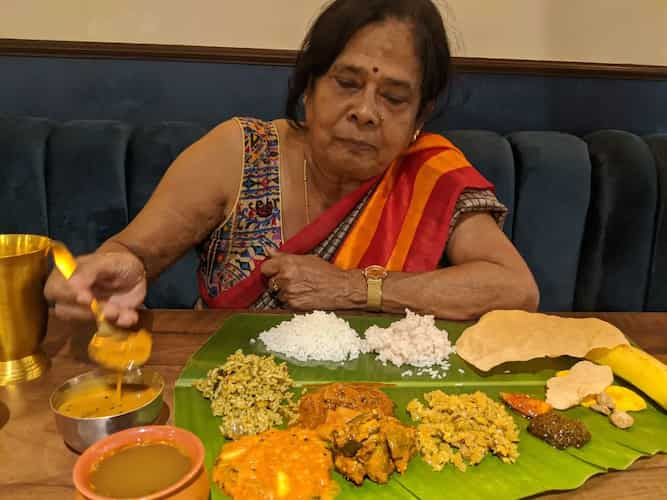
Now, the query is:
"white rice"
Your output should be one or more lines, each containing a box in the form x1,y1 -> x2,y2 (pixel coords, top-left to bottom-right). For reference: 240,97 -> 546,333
258,311 -> 369,362
364,309 -> 453,374
257,310 -> 454,377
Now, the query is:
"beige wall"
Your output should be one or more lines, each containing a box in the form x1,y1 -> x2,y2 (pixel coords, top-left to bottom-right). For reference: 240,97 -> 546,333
2,0 -> 666,65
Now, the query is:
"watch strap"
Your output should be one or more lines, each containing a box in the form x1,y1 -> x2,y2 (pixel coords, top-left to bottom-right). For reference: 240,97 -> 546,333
366,276 -> 383,311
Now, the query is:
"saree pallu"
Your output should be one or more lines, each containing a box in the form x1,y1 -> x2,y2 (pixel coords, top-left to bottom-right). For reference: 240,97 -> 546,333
198,133 -> 494,309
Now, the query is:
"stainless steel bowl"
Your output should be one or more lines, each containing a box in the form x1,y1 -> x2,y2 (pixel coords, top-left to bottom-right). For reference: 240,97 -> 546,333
49,368 -> 164,453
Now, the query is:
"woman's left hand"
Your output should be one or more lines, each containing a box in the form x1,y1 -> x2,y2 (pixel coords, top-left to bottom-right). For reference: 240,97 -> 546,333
260,249 -> 364,310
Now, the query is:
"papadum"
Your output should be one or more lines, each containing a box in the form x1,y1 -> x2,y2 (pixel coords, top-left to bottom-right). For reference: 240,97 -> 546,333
455,310 -> 628,371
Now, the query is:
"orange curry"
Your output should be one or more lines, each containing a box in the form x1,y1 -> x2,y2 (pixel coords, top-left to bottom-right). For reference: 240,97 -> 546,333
212,428 -> 337,500
298,383 -> 394,429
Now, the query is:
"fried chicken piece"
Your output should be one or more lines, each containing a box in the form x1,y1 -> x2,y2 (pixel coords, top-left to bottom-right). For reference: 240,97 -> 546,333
381,417 -> 417,473
327,409 -> 416,485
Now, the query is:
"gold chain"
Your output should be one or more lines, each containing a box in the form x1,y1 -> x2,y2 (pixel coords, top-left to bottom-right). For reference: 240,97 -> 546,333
303,157 -> 311,225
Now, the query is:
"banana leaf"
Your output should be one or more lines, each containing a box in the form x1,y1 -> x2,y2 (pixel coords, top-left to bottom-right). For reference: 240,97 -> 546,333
174,313 -> 667,499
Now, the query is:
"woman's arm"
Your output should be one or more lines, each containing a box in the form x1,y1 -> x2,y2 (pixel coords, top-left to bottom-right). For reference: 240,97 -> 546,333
262,212 -> 539,320
98,119 -> 243,278
45,119 -> 243,325
373,212 -> 539,319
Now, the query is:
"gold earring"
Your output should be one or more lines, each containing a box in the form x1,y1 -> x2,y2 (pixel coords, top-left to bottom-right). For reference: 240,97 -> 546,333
412,129 -> 421,142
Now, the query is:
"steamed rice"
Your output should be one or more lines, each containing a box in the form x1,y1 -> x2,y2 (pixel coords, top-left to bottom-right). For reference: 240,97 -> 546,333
364,310 -> 453,374
258,310 -> 454,375
258,311 -> 368,362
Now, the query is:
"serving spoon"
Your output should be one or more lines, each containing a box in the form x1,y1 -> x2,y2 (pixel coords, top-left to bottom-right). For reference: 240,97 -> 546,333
50,241 -> 152,372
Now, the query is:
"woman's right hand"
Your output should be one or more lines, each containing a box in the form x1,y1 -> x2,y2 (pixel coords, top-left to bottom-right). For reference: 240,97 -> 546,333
44,251 -> 147,327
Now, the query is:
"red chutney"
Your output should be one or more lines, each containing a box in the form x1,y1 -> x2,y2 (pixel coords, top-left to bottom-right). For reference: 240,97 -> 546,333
212,428 -> 338,500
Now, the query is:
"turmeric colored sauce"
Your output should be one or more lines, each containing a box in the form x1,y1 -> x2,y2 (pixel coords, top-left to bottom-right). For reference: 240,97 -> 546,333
58,380 -> 159,418
213,428 -> 337,500
115,373 -> 122,404
88,328 -> 152,372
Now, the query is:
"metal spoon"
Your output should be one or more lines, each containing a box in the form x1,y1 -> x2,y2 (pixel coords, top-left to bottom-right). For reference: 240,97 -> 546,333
50,241 -> 152,371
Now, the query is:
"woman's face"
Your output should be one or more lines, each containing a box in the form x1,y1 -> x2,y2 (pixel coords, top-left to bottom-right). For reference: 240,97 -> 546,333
304,19 -> 425,182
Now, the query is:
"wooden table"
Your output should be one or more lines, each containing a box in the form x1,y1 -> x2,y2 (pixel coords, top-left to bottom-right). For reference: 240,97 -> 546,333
1,310 -> 666,499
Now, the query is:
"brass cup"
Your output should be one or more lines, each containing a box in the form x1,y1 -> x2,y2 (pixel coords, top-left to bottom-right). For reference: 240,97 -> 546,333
0,234 -> 52,385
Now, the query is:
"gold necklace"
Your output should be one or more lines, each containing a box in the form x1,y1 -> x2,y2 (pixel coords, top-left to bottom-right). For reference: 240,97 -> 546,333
303,158 -> 311,225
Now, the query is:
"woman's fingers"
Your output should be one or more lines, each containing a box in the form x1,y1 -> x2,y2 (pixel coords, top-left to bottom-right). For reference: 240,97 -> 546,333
116,308 -> 140,328
265,247 -> 283,258
262,247 -> 291,275
98,302 -> 135,326
68,253 -> 139,292
53,299 -> 139,328
106,281 -> 147,309
46,251 -> 147,327
261,258 -> 280,277
46,253 -> 114,305
100,301 -> 121,322
44,270 -> 75,304
54,303 -> 95,321
75,289 -> 94,306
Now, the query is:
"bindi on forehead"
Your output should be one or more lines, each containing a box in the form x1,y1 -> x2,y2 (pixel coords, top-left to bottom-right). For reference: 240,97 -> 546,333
336,20 -> 421,86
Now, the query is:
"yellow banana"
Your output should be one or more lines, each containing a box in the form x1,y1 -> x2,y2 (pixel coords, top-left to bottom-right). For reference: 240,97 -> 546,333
586,345 -> 667,411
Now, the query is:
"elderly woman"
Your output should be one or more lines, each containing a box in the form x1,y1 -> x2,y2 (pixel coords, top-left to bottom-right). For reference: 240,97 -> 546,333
45,0 -> 539,326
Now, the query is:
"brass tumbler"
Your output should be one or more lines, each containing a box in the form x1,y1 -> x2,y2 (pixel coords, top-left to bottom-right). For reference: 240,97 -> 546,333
0,234 -> 51,385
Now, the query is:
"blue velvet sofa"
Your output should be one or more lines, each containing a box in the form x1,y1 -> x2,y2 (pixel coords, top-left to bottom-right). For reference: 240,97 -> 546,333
1,55 -> 665,312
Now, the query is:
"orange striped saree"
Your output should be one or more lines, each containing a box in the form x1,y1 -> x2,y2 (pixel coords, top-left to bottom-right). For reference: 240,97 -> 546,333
207,133 -> 494,308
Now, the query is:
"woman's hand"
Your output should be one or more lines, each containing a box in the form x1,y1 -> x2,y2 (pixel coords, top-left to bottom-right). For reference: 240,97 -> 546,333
260,249 -> 365,311
44,252 -> 147,327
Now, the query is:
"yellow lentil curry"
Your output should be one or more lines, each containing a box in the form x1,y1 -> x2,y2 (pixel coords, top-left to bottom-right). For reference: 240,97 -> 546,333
58,381 -> 159,418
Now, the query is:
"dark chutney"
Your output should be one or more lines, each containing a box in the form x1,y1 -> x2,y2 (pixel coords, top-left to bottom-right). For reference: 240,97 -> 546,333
527,411 -> 591,449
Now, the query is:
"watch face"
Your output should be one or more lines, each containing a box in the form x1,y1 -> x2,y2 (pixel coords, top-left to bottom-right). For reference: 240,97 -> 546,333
365,265 -> 388,279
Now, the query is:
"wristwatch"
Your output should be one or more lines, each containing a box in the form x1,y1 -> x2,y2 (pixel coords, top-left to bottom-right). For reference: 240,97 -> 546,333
363,265 -> 388,311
